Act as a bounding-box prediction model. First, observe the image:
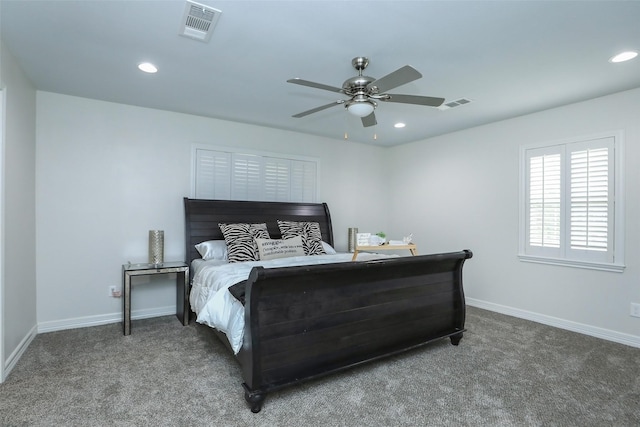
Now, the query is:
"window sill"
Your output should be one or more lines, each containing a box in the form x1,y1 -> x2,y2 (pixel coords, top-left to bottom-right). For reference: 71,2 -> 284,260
518,254 -> 625,273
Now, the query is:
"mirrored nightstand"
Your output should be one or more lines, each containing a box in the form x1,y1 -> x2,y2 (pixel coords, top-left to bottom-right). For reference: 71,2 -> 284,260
122,262 -> 189,335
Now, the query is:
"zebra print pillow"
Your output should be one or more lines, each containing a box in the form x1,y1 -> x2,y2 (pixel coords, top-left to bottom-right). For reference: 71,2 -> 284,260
277,220 -> 326,256
219,223 -> 270,263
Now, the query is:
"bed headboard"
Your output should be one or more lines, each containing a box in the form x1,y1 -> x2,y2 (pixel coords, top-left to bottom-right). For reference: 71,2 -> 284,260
183,198 -> 334,265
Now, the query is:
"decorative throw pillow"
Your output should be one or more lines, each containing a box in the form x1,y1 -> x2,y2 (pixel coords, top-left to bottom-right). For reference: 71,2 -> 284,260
255,236 -> 306,261
195,240 -> 228,261
277,220 -> 326,256
219,223 -> 270,263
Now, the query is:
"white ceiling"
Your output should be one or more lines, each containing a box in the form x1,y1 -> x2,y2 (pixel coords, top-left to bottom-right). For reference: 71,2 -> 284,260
2,0 -> 640,146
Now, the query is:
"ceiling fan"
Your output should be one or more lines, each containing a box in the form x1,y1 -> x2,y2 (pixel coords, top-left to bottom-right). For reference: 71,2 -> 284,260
287,57 -> 445,127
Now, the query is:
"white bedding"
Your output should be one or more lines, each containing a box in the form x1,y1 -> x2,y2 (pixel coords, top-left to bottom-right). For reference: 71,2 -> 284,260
189,252 -> 395,354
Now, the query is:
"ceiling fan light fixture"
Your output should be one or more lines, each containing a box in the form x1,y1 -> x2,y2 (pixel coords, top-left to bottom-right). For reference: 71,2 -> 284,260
346,99 -> 375,117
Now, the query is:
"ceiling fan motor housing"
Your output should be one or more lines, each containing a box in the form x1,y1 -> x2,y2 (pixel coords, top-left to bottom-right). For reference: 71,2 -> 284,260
342,75 -> 376,95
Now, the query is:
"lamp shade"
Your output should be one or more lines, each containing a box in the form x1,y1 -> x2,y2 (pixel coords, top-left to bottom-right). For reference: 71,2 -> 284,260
347,101 -> 375,117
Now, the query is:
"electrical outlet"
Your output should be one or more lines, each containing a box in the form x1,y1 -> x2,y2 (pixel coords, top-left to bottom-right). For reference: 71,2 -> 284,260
109,286 -> 116,297
631,303 -> 640,318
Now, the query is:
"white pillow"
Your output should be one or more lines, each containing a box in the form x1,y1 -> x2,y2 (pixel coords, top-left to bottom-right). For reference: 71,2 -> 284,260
195,240 -> 228,261
322,241 -> 337,254
255,236 -> 305,261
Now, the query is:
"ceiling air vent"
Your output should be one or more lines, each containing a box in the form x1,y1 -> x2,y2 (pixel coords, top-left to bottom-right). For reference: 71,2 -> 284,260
180,0 -> 222,42
438,98 -> 472,111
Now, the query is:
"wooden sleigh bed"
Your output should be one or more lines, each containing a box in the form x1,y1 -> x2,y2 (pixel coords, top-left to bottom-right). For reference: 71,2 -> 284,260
183,197 -> 472,412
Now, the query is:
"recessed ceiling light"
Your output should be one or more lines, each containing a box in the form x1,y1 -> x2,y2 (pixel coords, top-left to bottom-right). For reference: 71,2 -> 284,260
394,123 -> 406,128
138,62 -> 158,73
609,51 -> 638,63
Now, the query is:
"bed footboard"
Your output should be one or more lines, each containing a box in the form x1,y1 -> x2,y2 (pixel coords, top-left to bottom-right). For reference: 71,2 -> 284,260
239,249 -> 472,412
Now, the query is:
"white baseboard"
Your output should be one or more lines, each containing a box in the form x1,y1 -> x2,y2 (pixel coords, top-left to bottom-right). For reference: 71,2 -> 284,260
37,306 -> 176,334
466,298 -> 640,349
3,323 -> 37,381
1,307 -> 176,382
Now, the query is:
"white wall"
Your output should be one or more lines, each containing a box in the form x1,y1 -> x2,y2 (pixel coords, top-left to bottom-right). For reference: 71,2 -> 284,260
388,88 -> 640,346
35,92 -> 388,329
32,86 -> 640,348
0,41 -> 38,380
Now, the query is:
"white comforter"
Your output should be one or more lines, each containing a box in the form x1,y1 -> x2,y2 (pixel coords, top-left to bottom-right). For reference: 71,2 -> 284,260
190,253 -> 395,354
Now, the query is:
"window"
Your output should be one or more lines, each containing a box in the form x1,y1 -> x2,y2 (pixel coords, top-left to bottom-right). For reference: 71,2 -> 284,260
192,145 -> 318,203
519,132 -> 624,272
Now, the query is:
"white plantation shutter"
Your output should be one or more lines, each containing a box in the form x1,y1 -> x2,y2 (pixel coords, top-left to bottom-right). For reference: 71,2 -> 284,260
264,157 -> 290,201
290,160 -> 317,202
192,146 -> 318,203
528,152 -> 561,250
520,133 -> 622,271
232,153 -> 262,200
568,140 -> 613,261
569,148 -> 608,251
194,148 -> 231,199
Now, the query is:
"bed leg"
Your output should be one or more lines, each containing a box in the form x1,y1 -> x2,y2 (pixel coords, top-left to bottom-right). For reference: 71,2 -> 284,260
450,332 -> 463,346
243,384 -> 266,413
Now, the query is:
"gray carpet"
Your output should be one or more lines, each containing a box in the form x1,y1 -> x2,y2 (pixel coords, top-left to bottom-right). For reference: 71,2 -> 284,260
1,307 -> 638,426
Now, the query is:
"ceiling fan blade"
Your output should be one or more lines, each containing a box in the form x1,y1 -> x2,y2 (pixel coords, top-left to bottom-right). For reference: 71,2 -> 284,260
287,78 -> 343,93
367,65 -> 422,93
361,111 -> 377,127
292,100 -> 344,118
380,94 -> 445,107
